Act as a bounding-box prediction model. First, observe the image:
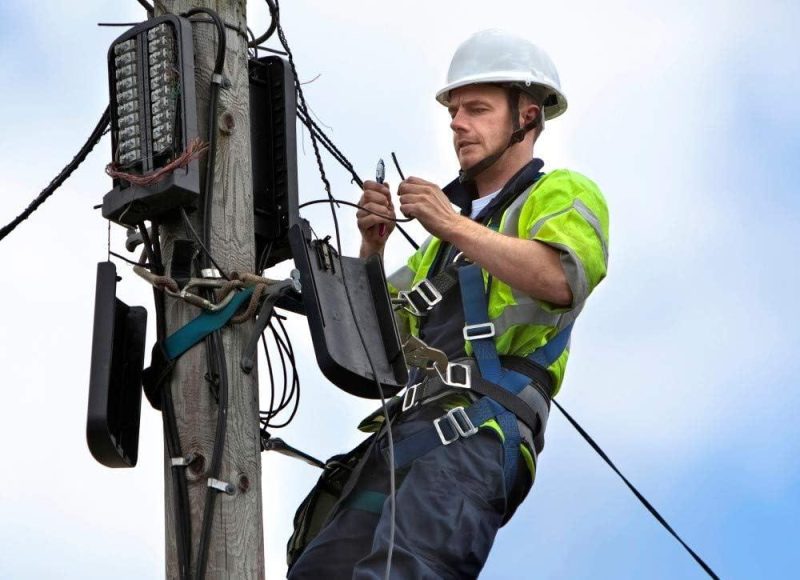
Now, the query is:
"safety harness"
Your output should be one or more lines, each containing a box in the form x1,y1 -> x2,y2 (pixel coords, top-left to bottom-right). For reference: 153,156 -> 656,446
389,159 -> 573,494
396,267 -> 571,488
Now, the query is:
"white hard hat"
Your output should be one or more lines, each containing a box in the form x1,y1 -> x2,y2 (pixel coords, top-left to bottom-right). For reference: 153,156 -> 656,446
436,29 -> 568,120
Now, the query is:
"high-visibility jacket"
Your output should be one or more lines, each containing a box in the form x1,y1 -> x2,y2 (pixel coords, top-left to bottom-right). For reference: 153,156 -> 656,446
388,167 -> 609,395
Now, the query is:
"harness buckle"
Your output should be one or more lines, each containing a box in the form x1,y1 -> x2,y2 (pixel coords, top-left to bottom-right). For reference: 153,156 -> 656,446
402,384 -> 418,412
462,322 -> 495,341
445,363 -> 471,388
433,406 -> 478,445
398,279 -> 442,316
432,361 -> 471,389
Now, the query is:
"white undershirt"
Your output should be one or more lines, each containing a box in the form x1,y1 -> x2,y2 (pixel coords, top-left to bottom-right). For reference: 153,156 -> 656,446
469,189 -> 501,219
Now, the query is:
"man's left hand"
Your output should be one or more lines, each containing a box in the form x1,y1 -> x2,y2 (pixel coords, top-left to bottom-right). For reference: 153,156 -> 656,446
398,176 -> 462,240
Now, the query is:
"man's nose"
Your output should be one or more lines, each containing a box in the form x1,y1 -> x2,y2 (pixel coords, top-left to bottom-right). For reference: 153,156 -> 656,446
450,109 -> 467,132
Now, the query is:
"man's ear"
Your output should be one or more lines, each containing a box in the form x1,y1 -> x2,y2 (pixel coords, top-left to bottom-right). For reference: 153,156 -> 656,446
522,103 -> 542,128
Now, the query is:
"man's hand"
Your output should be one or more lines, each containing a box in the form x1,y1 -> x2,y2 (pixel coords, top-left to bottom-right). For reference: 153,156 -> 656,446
397,176 -> 462,240
357,180 -> 396,257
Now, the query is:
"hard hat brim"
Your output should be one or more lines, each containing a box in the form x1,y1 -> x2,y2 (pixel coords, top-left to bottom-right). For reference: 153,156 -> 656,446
435,75 -> 568,120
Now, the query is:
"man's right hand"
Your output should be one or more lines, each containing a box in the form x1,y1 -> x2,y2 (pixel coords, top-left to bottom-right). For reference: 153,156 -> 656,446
357,180 -> 396,257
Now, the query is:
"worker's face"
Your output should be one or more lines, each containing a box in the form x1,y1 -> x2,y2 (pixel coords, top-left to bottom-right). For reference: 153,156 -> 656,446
447,85 -> 511,170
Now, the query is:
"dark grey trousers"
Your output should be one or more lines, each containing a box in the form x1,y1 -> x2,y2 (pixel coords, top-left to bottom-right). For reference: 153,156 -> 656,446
288,404 -> 533,579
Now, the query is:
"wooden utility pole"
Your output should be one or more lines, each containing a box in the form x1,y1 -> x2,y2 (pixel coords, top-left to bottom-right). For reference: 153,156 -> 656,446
157,1 -> 264,578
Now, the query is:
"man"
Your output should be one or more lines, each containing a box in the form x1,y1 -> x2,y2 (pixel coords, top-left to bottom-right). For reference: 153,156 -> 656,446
289,29 -> 608,578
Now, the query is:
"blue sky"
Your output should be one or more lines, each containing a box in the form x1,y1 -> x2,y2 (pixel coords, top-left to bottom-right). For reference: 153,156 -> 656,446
1,1 -> 799,578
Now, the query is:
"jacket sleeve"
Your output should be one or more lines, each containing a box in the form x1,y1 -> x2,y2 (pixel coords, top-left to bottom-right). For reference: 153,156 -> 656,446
518,169 -> 609,309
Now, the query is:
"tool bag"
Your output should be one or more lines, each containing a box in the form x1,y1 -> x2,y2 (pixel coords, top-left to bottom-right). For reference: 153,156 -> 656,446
286,434 -> 376,569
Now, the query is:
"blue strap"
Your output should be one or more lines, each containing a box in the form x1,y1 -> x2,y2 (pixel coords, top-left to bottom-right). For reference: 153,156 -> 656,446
392,397 -> 506,469
528,321 -> 574,368
459,264 -> 503,380
163,288 -> 254,360
458,264 -> 522,488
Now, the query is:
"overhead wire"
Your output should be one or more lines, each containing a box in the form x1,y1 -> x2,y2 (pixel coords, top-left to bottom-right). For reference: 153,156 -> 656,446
294,108 -> 419,250
274,6 -> 399,577
552,400 -> 720,579
136,0 -> 154,17
0,106 -> 110,243
249,0 -> 278,47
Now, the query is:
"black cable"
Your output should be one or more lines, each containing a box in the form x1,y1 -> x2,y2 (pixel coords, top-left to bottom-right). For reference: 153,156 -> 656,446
263,319 -> 300,427
136,0 -> 154,16
184,9 -> 226,75
391,152 -> 406,181
194,329 -> 230,580
138,223 -> 192,580
269,322 -> 291,412
294,110 -> 419,250
276,11 -> 398,577
298,198 -> 413,222
0,106 -> 110,243
181,11 -> 229,580
257,240 -> 274,273
296,108 -> 362,188
261,322 -> 291,420
552,400 -> 720,579
249,0 -> 278,47
299,199 -> 419,250
183,8 -> 225,269
262,333 -> 277,418
109,251 -> 147,268
180,208 -> 230,280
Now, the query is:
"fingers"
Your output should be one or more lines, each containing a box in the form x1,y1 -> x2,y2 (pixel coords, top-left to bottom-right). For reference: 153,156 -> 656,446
357,182 -> 395,239
362,180 -> 391,200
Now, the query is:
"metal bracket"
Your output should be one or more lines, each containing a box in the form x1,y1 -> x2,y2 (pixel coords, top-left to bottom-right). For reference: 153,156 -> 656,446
201,268 -> 222,279
207,478 -> 235,495
170,453 -> 195,468
290,268 -> 302,292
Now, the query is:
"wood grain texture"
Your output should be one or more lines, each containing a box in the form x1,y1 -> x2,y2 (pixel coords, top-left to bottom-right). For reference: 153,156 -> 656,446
158,2 -> 264,578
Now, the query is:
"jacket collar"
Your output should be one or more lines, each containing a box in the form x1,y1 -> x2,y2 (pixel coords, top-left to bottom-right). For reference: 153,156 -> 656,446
442,158 -> 545,218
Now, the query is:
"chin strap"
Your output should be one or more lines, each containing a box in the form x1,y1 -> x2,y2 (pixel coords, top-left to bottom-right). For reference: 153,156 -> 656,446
459,86 -> 542,184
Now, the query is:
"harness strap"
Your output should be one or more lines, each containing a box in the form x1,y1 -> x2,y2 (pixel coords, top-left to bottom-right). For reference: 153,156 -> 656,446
391,397 -> 508,469
458,263 -> 526,489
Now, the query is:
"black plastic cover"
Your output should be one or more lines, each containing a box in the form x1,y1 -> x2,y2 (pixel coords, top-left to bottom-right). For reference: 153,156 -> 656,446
87,262 -> 148,468
249,55 -> 298,270
289,220 -> 407,398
